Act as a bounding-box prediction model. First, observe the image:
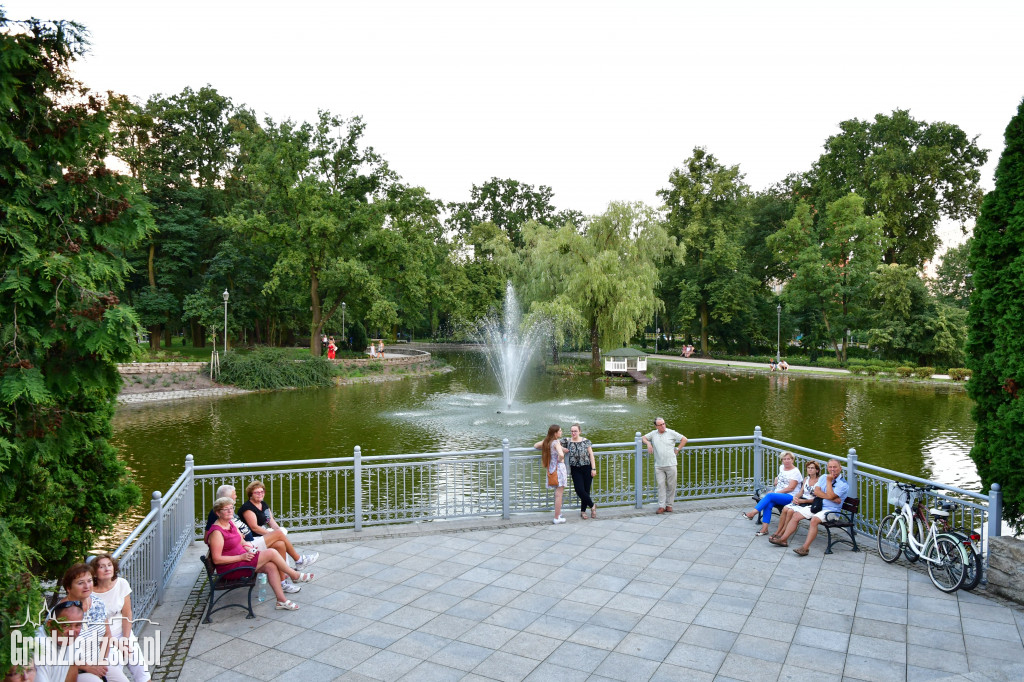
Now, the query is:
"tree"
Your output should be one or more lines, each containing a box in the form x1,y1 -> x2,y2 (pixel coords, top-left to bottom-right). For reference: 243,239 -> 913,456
534,203 -> 673,369
932,239 -> 973,309
811,110 -> 987,267
222,110 -> 392,354
1,13 -> 152,667
967,97 -> 1024,531
113,86 -> 235,349
448,177 -> 582,250
658,147 -> 757,355
767,194 -> 886,363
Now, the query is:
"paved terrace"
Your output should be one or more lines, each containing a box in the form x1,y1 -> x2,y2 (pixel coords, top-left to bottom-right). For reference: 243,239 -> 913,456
149,501 -> 1024,682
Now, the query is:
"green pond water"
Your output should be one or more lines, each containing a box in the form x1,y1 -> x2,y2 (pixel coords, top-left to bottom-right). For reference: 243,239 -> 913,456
111,352 -> 978,520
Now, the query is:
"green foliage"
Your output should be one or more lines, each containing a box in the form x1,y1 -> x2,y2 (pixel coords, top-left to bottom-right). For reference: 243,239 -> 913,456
769,194 -> 886,363
1,13 -> 152,668
932,239 -> 973,309
895,366 -> 915,378
948,368 -> 972,381
914,366 -> 935,379
218,348 -> 335,390
659,147 -> 757,356
810,109 -> 987,267
447,177 -> 581,250
967,97 -> 1024,531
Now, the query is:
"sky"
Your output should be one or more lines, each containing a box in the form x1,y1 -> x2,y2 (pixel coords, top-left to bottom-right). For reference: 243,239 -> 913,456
5,0 -> 1024,255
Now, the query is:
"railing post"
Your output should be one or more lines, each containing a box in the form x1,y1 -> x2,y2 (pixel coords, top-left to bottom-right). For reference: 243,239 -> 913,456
185,454 -> 195,540
634,431 -> 644,509
354,445 -> 362,532
988,483 -> 1002,541
753,426 -> 763,491
846,448 -> 858,498
151,491 -> 164,604
502,438 -> 511,520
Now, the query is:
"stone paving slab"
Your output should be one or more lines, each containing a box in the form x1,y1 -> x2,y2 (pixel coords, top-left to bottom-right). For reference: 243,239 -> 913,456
149,503 -> 1024,682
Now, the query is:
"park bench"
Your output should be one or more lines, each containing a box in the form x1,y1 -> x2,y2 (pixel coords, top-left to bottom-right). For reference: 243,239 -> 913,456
822,497 -> 860,554
200,552 -> 257,623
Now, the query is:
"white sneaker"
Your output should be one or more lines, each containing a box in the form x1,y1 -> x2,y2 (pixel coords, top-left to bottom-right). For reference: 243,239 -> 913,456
553,517 -> 566,524
282,582 -> 302,593
294,552 -> 319,568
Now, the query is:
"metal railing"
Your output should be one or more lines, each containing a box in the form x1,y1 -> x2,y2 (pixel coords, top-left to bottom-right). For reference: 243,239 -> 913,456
111,427 -> 1001,624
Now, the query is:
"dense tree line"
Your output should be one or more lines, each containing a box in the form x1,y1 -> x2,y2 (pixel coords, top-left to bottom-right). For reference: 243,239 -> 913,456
98,82 -> 987,372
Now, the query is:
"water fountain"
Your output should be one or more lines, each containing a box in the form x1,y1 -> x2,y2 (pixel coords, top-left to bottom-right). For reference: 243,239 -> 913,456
477,282 -> 549,409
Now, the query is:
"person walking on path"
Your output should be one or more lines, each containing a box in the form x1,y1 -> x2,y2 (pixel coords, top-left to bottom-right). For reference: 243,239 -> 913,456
535,425 -> 568,524
565,423 -> 597,519
642,417 -> 687,513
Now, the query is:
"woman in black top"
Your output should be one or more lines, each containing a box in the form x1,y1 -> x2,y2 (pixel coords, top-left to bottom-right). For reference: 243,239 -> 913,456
240,480 -> 319,569
564,424 -> 597,519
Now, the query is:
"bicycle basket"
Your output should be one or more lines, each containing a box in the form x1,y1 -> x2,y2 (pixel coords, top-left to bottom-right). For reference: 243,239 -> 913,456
887,482 -> 914,507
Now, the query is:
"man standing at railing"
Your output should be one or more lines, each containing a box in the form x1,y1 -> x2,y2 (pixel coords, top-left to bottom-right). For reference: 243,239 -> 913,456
642,417 -> 687,514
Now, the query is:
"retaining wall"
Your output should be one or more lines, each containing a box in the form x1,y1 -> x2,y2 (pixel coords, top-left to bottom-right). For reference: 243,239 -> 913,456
118,362 -> 206,374
987,535 -> 1024,606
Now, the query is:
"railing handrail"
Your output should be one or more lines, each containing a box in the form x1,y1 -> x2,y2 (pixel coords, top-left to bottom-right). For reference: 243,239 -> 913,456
119,428 -> 999,627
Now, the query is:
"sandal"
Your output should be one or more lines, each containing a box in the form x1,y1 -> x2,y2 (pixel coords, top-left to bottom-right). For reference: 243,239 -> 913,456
590,506 -> 597,519
581,512 -> 588,520
793,547 -> 809,557
296,572 -> 315,583
275,599 -> 299,610
755,531 -> 769,537
769,537 -> 788,547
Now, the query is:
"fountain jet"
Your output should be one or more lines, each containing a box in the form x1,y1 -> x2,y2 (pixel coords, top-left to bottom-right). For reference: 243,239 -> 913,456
478,282 -> 548,409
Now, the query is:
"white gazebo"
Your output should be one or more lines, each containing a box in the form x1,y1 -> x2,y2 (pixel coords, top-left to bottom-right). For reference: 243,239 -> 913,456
602,347 -> 648,375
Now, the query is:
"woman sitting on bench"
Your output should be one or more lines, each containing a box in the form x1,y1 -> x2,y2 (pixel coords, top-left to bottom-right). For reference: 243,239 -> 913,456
742,451 -> 802,536
205,497 -> 314,611
770,460 -> 821,540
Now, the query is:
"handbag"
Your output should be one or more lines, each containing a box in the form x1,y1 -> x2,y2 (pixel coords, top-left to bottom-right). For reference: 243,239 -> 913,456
810,496 -> 824,514
547,469 -> 559,486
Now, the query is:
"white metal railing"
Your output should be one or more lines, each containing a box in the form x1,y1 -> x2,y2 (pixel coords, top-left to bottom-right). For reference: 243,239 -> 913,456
111,427 -> 1002,620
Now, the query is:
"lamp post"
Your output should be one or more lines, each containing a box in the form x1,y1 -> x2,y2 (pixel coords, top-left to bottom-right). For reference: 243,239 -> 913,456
342,302 -> 346,348
776,304 -> 782,363
222,289 -> 229,354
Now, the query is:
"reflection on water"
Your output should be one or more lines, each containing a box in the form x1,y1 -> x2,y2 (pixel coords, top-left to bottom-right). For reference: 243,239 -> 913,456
111,353 -> 977,528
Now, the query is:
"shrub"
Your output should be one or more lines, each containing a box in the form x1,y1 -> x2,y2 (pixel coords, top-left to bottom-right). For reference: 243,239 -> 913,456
948,368 -> 972,381
895,366 -> 915,378
218,347 -> 335,390
813,356 -> 843,369
914,366 -> 935,379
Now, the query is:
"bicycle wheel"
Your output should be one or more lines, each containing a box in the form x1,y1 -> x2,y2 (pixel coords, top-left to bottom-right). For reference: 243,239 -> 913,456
905,516 -> 928,562
877,513 -> 903,563
926,535 -> 966,593
959,540 -> 983,591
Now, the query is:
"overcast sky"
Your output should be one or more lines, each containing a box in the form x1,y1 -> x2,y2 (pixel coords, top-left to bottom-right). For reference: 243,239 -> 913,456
6,0 -> 1023,254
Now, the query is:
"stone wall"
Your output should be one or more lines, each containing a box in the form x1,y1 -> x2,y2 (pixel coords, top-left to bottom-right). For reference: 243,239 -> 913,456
118,362 -> 206,374
333,349 -> 430,370
986,535 -> 1024,606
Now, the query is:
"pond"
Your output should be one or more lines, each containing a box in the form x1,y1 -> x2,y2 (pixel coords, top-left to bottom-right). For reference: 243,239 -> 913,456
111,351 -> 978,517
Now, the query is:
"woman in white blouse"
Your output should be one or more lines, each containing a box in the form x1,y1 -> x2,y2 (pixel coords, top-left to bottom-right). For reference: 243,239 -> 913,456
742,451 -> 803,536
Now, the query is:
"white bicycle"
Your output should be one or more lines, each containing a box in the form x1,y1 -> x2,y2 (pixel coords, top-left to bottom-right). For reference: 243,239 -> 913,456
876,482 -> 969,593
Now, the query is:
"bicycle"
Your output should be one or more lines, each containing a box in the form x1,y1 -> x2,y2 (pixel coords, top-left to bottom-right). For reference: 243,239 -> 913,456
876,482 -> 969,593
903,486 -> 983,591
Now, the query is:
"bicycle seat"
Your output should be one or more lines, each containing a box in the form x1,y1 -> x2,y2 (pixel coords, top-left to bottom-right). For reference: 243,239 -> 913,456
929,508 -> 949,518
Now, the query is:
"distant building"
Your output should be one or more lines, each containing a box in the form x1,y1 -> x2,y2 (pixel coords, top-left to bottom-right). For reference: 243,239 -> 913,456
602,347 -> 648,377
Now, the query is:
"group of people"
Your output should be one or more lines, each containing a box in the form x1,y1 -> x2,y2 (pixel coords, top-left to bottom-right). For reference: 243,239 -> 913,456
204,481 -> 320,611
769,358 -> 789,371
680,344 -> 695,357
8,555 -> 151,682
741,453 -> 849,556
536,417 -> 689,523
367,340 -> 384,358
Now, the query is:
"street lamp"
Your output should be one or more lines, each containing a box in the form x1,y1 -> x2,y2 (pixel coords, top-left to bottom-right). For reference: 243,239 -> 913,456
222,289 -> 229,354
776,304 -> 782,363
342,302 -> 346,348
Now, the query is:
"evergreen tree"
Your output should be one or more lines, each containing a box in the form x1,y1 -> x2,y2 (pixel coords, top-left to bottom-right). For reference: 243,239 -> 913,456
1,12 -> 152,663
966,98 -> 1024,530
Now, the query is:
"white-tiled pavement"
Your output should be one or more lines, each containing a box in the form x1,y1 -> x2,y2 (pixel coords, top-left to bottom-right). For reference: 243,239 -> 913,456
149,501 -> 1024,682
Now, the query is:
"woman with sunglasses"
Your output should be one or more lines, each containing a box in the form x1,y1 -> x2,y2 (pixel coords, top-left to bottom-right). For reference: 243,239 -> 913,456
60,563 -> 130,681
